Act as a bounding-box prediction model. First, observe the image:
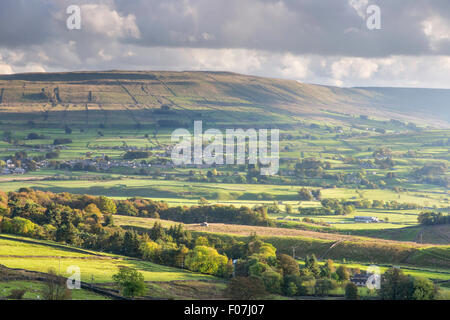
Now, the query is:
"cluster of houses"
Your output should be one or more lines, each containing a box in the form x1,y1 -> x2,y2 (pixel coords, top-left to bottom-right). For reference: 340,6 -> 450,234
1,158 -> 49,175
88,144 -> 172,155
0,142 -> 176,175
1,160 -> 26,175
59,155 -> 175,171
89,145 -> 151,151
0,156 -> 175,175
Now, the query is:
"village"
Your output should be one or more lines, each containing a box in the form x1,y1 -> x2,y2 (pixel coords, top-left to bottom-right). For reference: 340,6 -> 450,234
0,143 -> 174,175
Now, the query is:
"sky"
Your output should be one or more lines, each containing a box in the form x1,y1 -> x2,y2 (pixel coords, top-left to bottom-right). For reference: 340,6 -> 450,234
0,0 -> 449,88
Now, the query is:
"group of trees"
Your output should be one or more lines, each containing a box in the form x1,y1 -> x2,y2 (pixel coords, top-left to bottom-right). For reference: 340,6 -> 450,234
379,268 -> 437,300
138,223 -> 231,277
294,159 -> 331,178
297,198 -> 424,216
228,238 -> 288,297
228,251 -> 439,300
418,211 -> 450,225
0,188 -> 442,300
26,132 -> 47,140
298,188 -> 321,201
297,199 -> 355,216
123,151 -> 150,160
117,197 -> 272,226
412,163 -> 449,188
229,248 -> 357,299
319,199 -> 356,215
53,138 -> 72,145
0,188 -> 266,279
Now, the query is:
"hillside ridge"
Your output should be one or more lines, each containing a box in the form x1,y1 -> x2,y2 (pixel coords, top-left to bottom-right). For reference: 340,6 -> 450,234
0,70 -> 448,127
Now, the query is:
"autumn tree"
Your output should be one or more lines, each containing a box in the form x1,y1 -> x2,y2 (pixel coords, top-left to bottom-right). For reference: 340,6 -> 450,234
345,282 -> 359,300
226,276 -> 266,300
112,266 -> 146,298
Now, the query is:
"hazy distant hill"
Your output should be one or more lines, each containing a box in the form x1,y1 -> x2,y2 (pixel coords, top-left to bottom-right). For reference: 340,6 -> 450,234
0,71 -> 448,128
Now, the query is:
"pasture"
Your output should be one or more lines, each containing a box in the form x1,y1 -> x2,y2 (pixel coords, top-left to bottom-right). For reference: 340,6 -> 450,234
0,236 -> 215,284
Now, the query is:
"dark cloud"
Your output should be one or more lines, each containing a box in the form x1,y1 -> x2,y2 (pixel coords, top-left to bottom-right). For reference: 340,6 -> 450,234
0,0 -> 60,47
0,0 -> 449,88
114,0 -> 450,56
1,0 -> 449,55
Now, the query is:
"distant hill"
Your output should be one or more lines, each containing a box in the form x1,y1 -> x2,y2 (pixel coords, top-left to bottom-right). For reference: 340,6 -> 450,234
0,70 -> 448,128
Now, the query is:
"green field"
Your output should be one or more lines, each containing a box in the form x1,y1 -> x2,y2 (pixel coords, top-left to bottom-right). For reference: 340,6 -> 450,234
0,235 -> 228,300
0,236 -> 214,284
0,280 -> 111,300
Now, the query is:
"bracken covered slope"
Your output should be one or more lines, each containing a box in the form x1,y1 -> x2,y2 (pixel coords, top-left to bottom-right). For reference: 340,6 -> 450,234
0,70 -> 448,127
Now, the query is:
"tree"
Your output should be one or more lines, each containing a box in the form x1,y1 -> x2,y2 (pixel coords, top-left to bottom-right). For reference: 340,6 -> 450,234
149,221 -> 166,241
282,274 -> 304,296
304,254 -> 320,278
314,279 -> 337,296
226,276 -> 266,300
116,201 -> 139,216
320,259 -> 335,278
298,188 -> 313,201
140,239 -> 161,262
277,254 -> 299,276
261,270 -> 283,294
249,261 -> 268,277
285,204 -> 293,214
41,268 -> 72,300
104,214 -> 114,226
185,246 -> 229,276
84,203 -> 102,221
411,277 -> 436,300
379,269 -> 437,300
123,230 -> 141,257
336,265 -> 350,282
345,282 -> 359,300
1,216 -> 36,236
112,266 -> 146,298
379,268 -> 413,300
195,236 -> 209,246
96,196 -> 117,214
286,281 -> 298,296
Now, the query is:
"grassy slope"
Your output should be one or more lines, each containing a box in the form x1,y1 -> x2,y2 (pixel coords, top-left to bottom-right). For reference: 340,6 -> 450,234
0,235 -> 215,283
0,70 -> 449,127
0,280 -> 110,300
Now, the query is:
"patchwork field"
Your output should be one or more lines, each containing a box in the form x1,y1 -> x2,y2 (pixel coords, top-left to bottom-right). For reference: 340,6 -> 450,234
0,70 -> 448,300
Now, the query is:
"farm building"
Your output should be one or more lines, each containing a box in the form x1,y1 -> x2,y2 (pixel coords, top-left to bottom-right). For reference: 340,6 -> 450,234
350,274 -> 371,287
354,216 -> 379,223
